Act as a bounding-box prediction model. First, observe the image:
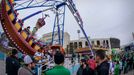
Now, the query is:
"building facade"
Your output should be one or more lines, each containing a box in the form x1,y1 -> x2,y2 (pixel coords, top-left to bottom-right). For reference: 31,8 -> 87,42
67,37 -> 120,54
40,32 -> 70,49
40,32 -> 120,54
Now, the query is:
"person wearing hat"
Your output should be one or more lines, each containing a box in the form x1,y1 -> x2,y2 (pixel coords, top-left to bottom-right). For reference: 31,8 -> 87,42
44,51 -> 70,75
6,49 -> 20,75
18,55 -> 35,75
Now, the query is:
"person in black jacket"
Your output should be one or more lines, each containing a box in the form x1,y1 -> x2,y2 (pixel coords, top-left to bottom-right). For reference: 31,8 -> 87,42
77,59 -> 95,75
95,50 -> 110,75
6,49 -> 20,75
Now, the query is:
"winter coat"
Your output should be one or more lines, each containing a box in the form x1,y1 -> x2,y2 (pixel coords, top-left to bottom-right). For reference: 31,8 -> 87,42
18,66 -> 34,75
6,55 -> 20,75
95,61 -> 110,75
77,65 -> 95,75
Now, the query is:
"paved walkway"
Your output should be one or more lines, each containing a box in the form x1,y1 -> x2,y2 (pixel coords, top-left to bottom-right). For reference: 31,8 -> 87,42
0,60 -> 5,75
122,70 -> 134,75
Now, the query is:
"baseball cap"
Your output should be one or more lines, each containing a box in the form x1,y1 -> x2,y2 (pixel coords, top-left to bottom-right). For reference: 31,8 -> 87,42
23,55 -> 33,64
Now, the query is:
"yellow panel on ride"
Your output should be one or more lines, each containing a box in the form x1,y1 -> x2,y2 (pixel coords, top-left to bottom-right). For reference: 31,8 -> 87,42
28,40 -> 33,46
34,45 -> 40,51
6,3 -> 11,12
9,13 -> 15,21
15,22 -> 21,31
20,31 -> 28,39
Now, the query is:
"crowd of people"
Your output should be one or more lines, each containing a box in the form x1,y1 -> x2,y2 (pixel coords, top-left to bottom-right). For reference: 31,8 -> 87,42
5,48 -> 68,75
5,48 -> 134,75
110,51 -> 134,75
76,50 -> 110,75
75,50 -> 134,75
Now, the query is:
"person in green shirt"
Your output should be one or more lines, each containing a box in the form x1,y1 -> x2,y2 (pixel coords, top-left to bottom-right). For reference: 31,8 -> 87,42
44,51 -> 70,75
114,61 -> 120,75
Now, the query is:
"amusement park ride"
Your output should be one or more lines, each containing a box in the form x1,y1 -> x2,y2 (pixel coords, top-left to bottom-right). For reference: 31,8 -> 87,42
0,0 -> 93,55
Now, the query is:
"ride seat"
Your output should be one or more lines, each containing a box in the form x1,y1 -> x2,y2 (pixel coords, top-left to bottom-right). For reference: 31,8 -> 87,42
31,41 -> 41,51
20,30 -> 28,40
14,20 -> 23,32
6,1 -> 17,24
33,44 -> 40,51
15,22 -> 22,32
6,3 -> 11,13
6,1 -> 12,14
29,39 -> 33,46
9,13 -> 17,24
9,13 -> 15,21
27,36 -> 35,46
6,1 -> 14,15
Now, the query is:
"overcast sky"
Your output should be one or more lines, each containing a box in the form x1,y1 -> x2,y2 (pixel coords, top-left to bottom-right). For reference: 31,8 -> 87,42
72,0 -> 134,45
1,0 -> 134,45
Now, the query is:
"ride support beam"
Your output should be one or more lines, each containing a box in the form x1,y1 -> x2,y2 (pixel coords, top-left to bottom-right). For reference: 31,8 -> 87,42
22,11 -> 42,22
22,8 -> 52,22
65,0 -> 94,55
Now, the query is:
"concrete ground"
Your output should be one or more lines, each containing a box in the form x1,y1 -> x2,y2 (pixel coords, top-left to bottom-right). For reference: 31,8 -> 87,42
0,60 -> 5,75
123,70 -> 134,75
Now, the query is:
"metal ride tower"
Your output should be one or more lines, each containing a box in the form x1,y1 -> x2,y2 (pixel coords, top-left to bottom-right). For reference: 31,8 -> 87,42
14,0 -> 66,46
1,0 -> 93,55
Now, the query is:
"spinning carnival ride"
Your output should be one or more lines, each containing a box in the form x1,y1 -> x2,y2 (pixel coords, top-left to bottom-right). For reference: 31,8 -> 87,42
0,0 -> 93,55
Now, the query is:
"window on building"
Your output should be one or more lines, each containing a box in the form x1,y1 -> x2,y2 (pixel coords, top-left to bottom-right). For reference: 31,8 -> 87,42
69,43 -> 74,53
85,41 -> 88,47
106,40 -> 109,48
79,42 -> 82,48
103,40 -> 106,48
92,41 -> 94,45
97,40 -> 100,46
66,45 -> 69,53
74,42 -> 78,49
70,43 -> 73,49
103,40 -> 105,44
106,40 -> 109,45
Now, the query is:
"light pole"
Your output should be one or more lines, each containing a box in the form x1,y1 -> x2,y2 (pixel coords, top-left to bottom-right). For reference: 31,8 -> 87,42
77,29 -> 80,49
